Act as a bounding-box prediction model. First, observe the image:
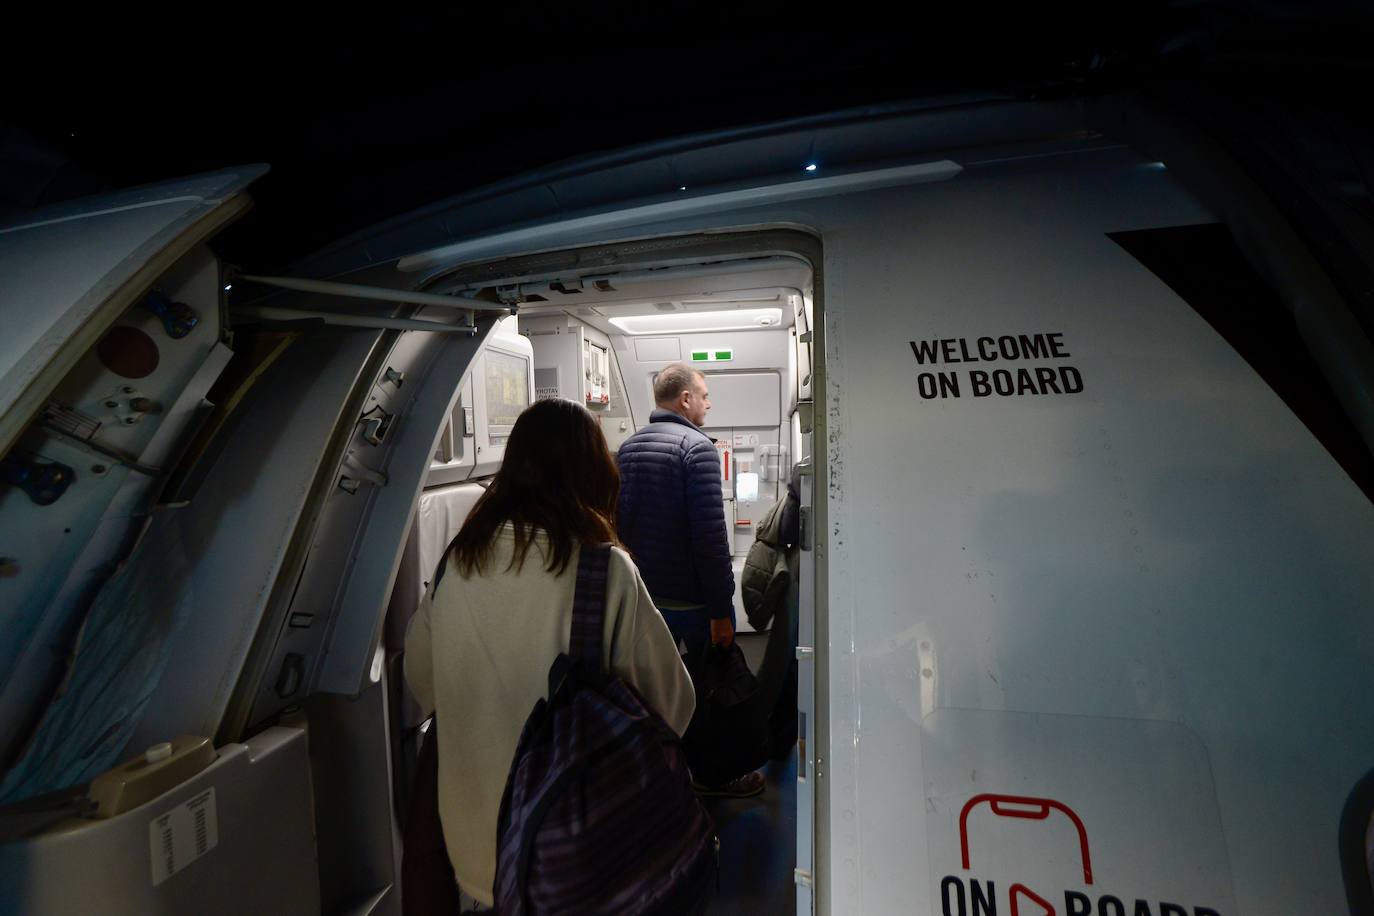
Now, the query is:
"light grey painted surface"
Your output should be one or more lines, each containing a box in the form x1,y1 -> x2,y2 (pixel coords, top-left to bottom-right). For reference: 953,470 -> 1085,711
315,318 -> 502,697
0,245 -> 231,770
0,727 -> 317,916
123,327 -> 384,752
808,158 -> 1373,914
0,167 -> 265,455
329,134 -> 1374,912
308,684 -> 400,916
616,329 -> 790,428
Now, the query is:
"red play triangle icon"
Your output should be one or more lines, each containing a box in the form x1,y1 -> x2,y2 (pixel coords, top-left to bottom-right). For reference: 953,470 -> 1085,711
1010,883 -> 1056,916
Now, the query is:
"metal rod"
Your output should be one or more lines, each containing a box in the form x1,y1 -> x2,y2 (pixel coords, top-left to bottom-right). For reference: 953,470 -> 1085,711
40,423 -> 162,477
237,274 -> 513,312
232,306 -> 479,334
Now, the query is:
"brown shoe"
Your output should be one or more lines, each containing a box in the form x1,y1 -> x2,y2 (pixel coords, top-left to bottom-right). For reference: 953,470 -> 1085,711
693,770 -> 766,798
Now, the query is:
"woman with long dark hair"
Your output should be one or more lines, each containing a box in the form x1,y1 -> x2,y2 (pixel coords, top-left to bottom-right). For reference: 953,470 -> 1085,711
404,398 -> 695,909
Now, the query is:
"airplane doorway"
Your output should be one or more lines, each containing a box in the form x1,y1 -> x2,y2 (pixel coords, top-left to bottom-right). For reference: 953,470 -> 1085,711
418,227 -> 827,915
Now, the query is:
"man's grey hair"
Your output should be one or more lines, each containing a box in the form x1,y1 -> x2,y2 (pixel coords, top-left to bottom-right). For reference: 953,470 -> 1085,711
654,363 -> 703,405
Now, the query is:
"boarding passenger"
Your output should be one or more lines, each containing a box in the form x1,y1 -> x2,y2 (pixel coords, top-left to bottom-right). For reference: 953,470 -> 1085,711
616,362 -> 767,799
404,398 -> 695,909
741,466 -> 802,760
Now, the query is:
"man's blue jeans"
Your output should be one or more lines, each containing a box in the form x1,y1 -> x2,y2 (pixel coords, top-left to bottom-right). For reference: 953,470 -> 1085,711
658,607 -> 712,662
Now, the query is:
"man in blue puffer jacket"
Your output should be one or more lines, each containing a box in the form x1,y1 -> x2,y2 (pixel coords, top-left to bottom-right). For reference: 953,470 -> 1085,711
617,362 -> 765,798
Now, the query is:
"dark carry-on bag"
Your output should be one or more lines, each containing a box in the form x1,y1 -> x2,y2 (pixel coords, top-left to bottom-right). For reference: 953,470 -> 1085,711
682,640 -> 770,789
494,543 -> 717,915
402,720 -> 461,915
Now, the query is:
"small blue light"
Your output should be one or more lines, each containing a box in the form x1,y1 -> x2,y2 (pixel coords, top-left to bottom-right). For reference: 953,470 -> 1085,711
804,163 -> 818,172
224,284 -> 233,292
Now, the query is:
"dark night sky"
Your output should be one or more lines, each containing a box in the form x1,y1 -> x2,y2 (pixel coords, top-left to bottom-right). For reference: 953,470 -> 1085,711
4,3 -> 1373,270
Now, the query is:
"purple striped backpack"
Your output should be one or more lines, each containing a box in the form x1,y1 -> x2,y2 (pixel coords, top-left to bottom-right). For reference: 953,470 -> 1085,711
493,543 -> 718,915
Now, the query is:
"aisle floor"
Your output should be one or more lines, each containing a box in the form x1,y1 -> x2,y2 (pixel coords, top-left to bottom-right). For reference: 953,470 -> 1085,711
702,633 -> 797,915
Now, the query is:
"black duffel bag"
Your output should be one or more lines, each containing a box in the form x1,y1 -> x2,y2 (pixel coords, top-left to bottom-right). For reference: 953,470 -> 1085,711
682,641 -> 769,788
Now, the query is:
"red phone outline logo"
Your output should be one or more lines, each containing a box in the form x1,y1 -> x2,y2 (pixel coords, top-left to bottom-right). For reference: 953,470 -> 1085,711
959,793 -> 1094,915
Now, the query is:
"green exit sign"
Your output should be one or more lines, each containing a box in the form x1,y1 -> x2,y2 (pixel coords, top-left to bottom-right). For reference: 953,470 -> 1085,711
690,349 -> 733,362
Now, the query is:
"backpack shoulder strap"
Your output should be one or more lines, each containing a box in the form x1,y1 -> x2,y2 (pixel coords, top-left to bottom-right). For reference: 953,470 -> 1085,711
569,542 -> 613,669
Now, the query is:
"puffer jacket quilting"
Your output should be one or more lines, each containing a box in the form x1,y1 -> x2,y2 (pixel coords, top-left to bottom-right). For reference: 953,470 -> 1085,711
616,409 -> 735,620
741,496 -> 790,632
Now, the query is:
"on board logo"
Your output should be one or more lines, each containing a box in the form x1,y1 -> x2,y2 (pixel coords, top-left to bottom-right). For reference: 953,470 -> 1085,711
940,793 -> 1224,916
